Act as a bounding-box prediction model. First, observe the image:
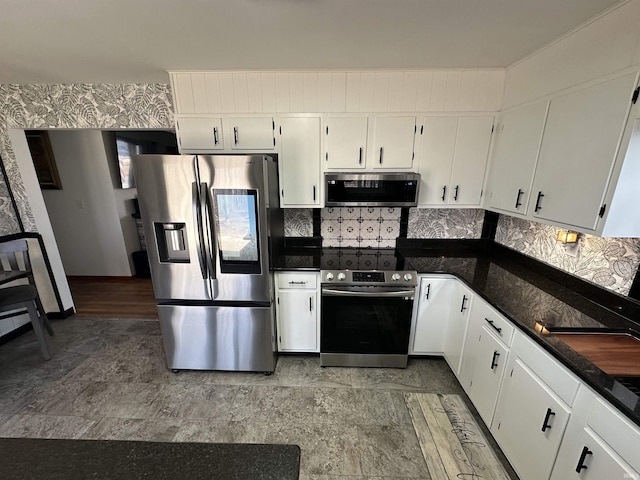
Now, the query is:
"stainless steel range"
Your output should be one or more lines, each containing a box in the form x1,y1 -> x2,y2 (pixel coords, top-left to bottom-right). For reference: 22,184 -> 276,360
320,269 -> 418,368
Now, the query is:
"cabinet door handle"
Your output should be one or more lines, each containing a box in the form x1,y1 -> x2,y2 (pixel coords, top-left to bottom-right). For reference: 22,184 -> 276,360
534,191 -> 544,212
453,185 -> 459,201
460,295 -> 468,312
485,318 -> 502,335
313,185 -> 316,201
309,297 -> 312,312
575,446 -> 592,473
359,147 -> 363,165
515,188 -> 523,209
490,350 -> 500,370
379,147 -> 384,164
233,126 -> 239,145
213,127 -> 219,145
541,408 -> 555,432
425,283 -> 431,300
441,185 -> 447,202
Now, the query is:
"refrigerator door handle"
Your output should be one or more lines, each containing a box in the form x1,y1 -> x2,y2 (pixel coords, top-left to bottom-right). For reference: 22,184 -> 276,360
201,182 -> 217,280
192,182 -> 207,279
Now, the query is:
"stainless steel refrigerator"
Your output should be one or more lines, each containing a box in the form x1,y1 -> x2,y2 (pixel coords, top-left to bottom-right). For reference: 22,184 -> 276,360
133,154 -> 283,372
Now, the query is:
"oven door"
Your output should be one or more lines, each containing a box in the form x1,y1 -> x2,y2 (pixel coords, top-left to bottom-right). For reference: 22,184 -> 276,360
320,285 -> 414,365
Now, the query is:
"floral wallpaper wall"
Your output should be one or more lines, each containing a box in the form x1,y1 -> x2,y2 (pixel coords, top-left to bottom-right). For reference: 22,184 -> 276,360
495,215 -> 640,296
407,208 -> 484,239
0,83 -> 173,235
283,209 -> 313,237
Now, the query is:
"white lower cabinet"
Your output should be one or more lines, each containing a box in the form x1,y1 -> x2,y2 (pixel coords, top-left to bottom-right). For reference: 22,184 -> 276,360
442,281 -> 473,376
410,276 -> 455,355
550,389 -> 640,480
492,359 -> 571,480
275,272 -> 320,353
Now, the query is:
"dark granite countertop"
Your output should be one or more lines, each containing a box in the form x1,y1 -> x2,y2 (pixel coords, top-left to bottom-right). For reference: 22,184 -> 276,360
274,240 -> 640,427
0,438 -> 300,480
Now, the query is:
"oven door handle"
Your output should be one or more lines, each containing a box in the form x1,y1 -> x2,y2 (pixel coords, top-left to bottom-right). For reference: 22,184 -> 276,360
322,288 -> 415,298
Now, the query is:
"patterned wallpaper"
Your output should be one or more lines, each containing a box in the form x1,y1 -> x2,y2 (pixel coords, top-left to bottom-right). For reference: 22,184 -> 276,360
0,83 -> 173,235
283,209 -> 313,237
495,215 -> 640,296
407,208 -> 484,239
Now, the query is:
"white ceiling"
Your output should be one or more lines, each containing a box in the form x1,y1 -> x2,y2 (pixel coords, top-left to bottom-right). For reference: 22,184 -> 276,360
0,0 -> 625,84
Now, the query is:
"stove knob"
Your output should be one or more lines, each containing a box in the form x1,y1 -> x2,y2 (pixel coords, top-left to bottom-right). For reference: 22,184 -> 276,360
337,273 -> 346,281
391,273 -> 401,281
404,273 -> 413,282
325,272 -> 334,281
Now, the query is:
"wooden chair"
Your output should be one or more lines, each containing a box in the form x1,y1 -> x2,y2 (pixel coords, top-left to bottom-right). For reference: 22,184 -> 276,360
0,239 -> 54,360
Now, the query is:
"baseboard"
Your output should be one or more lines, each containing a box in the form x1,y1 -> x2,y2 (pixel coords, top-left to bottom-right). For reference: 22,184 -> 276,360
47,307 -> 75,319
0,323 -> 31,346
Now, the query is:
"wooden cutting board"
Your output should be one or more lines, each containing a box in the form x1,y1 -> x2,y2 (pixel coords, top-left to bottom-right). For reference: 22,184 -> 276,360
554,333 -> 640,377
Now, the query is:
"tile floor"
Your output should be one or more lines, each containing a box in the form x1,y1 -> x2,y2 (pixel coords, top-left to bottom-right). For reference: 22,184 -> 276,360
0,316 -> 515,479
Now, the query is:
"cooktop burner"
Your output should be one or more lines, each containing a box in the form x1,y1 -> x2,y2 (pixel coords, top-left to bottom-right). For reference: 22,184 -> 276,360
320,248 -> 401,271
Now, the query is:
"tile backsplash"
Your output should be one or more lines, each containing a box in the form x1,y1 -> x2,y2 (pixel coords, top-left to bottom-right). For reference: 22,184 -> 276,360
322,207 -> 401,248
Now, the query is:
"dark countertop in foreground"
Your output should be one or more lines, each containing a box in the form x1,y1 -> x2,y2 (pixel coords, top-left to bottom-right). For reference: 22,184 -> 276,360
274,240 -> 640,427
0,438 -> 300,480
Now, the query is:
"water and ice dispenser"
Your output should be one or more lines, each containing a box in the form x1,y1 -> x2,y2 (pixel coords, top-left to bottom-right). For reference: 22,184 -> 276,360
154,223 -> 189,263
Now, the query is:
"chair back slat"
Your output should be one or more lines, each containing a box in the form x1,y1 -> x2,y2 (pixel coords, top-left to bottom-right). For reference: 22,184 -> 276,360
0,240 -> 30,273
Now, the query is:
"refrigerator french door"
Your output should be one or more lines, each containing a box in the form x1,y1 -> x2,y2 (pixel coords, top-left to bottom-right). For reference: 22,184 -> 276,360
133,154 -> 282,372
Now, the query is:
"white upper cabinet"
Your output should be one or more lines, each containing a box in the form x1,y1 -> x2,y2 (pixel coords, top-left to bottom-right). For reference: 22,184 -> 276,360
416,116 -> 494,207
175,116 -> 224,152
325,116 -> 368,169
228,116 -> 275,150
371,115 -> 417,169
484,101 -> 549,215
530,72 -> 638,231
278,115 -> 322,208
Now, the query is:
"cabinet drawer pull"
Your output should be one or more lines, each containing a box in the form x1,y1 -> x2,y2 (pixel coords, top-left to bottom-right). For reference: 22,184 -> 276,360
441,185 -> 447,202
213,127 -> 219,145
490,350 -> 500,370
425,283 -> 431,300
515,188 -> 523,209
359,147 -> 363,165
460,295 -> 468,312
575,446 -> 592,473
233,126 -> 239,145
541,408 -> 555,432
534,191 -> 544,212
379,147 -> 384,164
485,318 -> 502,335
453,185 -> 459,201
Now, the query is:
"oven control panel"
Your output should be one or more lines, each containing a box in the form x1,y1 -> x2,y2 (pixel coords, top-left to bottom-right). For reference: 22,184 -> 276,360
321,270 -> 417,287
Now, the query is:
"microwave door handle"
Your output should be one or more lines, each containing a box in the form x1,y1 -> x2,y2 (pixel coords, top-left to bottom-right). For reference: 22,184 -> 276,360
201,182 -> 217,280
192,182 -> 207,279
322,289 -> 415,298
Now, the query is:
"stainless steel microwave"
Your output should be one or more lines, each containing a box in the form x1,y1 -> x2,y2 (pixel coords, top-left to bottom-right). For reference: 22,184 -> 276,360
325,172 -> 420,207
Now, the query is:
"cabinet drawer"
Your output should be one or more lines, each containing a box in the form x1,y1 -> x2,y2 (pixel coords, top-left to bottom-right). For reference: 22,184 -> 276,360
475,299 -> 515,346
276,272 -> 318,289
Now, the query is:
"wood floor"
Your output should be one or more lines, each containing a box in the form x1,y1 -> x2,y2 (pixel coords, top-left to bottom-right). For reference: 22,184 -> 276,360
67,276 -> 157,318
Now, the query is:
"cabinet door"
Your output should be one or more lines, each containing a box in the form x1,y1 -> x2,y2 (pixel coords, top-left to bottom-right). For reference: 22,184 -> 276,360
449,116 -> 494,206
493,359 -> 571,480
277,289 -> 319,352
325,116 -> 368,169
486,102 -> 548,214
530,73 -> 637,230
464,326 -> 509,425
278,116 -> 322,207
443,282 -> 473,376
176,116 -> 224,152
550,428 -> 637,480
372,116 -> 416,169
410,277 -> 453,354
416,117 -> 457,206
228,117 -> 275,150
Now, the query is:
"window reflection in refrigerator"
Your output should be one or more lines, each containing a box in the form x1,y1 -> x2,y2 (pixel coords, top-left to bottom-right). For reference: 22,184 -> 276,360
215,190 -> 259,262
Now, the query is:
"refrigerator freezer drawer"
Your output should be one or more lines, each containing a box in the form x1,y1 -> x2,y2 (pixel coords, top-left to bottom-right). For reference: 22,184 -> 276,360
158,305 -> 276,372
